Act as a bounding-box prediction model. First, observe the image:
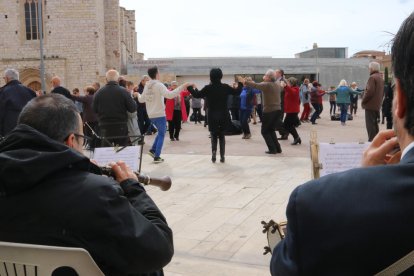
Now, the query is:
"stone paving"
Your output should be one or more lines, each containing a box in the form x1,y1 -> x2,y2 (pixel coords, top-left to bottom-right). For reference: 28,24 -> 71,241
140,102 -> 387,276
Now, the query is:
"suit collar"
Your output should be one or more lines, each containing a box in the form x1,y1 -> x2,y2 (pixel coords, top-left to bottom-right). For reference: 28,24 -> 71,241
400,146 -> 414,164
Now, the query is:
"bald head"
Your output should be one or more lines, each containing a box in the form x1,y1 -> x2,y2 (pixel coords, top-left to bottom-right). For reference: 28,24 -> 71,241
51,76 -> 61,88
106,70 -> 120,82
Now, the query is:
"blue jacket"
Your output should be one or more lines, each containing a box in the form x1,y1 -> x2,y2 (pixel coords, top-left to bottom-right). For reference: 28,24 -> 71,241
299,84 -> 310,104
240,86 -> 261,110
0,80 -> 36,136
328,86 -> 360,104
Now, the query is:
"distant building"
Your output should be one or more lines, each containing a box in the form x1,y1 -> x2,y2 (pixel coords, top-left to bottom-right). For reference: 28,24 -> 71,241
295,43 -> 348,59
128,56 -> 370,90
0,0 -> 143,91
352,50 -> 386,60
352,50 -> 391,79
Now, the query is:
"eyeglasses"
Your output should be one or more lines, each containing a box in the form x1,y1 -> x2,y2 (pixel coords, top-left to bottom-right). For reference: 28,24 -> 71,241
73,133 -> 92,147
64,133 -> 91,147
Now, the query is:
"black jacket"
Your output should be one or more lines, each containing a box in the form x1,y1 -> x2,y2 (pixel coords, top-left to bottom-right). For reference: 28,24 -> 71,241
0,80 -> 36,136
188,82 -> 241,133
0,125 -> 173,275
51,86 -> 72,100
271,147 -> 414,276
93,81 -> 136,125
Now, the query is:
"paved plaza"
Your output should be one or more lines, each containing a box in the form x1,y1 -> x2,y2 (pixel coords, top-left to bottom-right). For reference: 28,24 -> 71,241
140,103 -> 387,276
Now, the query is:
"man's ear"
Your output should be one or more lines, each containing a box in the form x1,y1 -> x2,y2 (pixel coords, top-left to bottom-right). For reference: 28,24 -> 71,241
395,78 -> 407,119
64,133 -> 75,148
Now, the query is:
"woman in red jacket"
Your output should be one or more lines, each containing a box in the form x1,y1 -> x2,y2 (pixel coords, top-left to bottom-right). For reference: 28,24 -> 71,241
282,77 -> 301,145
165,81 -> 190,141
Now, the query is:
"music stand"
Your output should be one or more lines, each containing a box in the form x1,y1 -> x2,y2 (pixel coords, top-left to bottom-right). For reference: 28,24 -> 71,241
92,135 -> 145,173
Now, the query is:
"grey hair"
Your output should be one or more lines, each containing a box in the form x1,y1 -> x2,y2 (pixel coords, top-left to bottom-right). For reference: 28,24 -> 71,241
338,79 -> 348,86
4,69 -> 19,81
369,62 -> 380,72
265,69 -> 276,82
106,69 -> 120,82
18,94 -> 80,142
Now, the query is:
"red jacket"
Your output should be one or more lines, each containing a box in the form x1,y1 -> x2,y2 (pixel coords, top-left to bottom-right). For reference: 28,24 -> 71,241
165,90 -> 190,121
284,85 -> 300,113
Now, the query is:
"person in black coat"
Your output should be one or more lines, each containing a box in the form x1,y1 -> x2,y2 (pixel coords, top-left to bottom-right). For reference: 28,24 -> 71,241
0,94 -> 173,276
0,68 -> 36,136
93,69 -> 136,147
50,76 -> 72,99
271,12 -> 414,275
188,68 -> 242,163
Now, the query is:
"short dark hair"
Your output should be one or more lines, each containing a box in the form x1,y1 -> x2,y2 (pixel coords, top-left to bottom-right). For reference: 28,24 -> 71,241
210,68 -> 223,84
119,79 -> 127,88
148,66 -> 158,80
392,12 -> 414,135
85,86 -> 96,95
18,94 -> 80,142
72,88 -> 79,93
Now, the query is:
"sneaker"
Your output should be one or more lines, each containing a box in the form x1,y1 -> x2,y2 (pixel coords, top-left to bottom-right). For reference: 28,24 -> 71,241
148,149 -> 155,158
154,157 -> 164,163
170,138 -> 175,141
244,133 -> 251,139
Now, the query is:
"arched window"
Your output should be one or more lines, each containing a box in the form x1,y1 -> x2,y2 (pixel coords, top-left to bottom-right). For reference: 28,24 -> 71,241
24,0 -> 43,40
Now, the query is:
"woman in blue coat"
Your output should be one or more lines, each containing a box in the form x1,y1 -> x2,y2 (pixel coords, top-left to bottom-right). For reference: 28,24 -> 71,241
327,80 -> 361,125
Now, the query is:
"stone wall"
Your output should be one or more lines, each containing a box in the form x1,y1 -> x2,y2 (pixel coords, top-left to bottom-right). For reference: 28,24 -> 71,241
104,0 -> 121,72
0,0 -> 141,90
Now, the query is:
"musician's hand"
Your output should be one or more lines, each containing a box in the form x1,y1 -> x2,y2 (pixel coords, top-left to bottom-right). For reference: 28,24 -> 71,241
362,130 -> 399,167
110,161 -> 138,183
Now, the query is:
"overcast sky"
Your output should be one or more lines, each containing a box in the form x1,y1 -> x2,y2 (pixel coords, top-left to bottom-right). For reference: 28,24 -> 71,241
119,0 -> 413,59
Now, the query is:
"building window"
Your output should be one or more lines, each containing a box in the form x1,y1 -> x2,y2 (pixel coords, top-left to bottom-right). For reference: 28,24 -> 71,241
24,0 -> 43,40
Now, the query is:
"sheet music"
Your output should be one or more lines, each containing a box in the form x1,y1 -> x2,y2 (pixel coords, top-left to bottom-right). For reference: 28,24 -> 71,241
92,146 -> 141,171
319,143 -> 370,177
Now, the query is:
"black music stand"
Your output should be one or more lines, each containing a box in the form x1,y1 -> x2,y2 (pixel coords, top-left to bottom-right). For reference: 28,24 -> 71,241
92,134 -> 145,173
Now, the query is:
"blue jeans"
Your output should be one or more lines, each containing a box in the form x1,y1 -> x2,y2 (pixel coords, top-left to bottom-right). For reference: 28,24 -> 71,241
239,109 -> 251,134
310,103 -> 322,123
150,117 -> 166,158
339,103 -> 349,123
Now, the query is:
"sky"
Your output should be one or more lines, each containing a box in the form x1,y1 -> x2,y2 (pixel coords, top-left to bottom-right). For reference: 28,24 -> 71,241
119,0 -> 413,59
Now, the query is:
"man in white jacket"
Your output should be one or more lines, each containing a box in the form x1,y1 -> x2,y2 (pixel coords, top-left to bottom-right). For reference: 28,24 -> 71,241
138,66 -> 191,163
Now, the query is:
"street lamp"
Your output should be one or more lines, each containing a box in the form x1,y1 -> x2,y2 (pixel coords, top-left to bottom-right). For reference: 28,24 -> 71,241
37,0 -> 46,93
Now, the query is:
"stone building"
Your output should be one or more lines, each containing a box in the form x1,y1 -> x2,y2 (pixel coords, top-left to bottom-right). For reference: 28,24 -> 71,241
0,0 -> 143,92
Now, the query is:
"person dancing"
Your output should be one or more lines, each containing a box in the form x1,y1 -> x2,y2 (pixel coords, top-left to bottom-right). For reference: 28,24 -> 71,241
281,77 -> 302,145
188,68 -> 242,163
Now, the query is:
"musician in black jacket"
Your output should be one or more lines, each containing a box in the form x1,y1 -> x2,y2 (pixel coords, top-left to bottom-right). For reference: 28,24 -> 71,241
93,69 -> 136,146
188,68 -> 242,163
271,12 -> 414,275
0,94 -> 173,276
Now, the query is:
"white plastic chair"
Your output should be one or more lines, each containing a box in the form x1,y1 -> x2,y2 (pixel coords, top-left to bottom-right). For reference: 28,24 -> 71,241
0,241 -> 104,275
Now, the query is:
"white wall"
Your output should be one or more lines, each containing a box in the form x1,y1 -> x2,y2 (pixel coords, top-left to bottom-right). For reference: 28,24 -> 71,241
176,75 -> 236,89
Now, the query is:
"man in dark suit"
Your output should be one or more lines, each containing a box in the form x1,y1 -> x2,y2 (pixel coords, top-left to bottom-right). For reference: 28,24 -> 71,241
92,69 -> 136,147
271,12 -> 414,275
50,76 -> 72,99
0,68 -> 36,136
